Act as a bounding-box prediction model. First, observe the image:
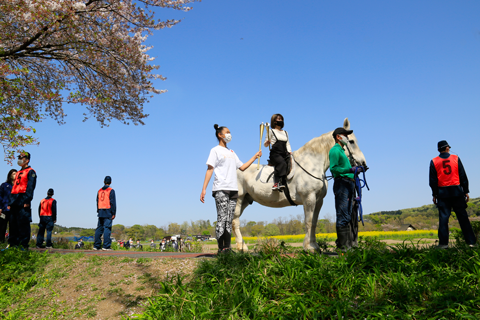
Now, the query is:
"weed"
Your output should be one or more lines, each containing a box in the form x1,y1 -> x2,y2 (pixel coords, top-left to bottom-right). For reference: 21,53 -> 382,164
108,287 -> 122,295
136,257 -> 152,264
86,309 -> 97,318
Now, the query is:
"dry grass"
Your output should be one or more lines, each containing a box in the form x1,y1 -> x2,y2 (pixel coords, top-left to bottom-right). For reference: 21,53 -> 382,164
8,254 -> 200,319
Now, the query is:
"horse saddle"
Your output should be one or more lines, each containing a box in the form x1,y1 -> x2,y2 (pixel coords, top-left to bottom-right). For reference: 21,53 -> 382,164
257,155 -> 296,184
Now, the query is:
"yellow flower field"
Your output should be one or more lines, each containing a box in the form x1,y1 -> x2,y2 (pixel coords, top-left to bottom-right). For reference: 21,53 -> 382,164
238,230 -> 438,243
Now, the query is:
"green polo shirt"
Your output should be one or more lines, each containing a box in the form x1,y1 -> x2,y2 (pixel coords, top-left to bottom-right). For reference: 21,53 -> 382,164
329,143 -> 354,179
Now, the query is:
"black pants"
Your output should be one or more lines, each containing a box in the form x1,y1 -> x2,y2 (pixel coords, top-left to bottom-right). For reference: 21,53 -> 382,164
270,153 -> 287,179
437,197 -> 476,245
0,212 -> 10,242
9,206 -> 32,248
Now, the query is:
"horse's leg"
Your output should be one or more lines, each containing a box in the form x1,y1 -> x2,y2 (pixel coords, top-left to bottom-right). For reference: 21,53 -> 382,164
232,195 -> 251,251
303,194 -> 321,251
310,198 -> 324,248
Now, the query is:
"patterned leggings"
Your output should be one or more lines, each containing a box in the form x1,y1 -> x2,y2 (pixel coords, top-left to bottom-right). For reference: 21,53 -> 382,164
214,191 -> 237,250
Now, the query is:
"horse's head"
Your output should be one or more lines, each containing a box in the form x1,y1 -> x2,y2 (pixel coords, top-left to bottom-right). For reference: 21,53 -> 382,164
342,118 -> 368,170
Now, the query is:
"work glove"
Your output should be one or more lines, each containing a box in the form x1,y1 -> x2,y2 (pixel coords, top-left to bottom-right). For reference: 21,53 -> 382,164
350,166 -> 364,173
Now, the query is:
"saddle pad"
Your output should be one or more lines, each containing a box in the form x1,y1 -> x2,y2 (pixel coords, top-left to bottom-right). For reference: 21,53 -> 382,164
256,155 -> 296,184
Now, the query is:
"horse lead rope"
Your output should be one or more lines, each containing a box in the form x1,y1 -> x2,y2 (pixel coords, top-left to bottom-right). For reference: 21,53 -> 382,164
293,157 -> 370,225
293,158 -> 330,181
353,167 -> 370,226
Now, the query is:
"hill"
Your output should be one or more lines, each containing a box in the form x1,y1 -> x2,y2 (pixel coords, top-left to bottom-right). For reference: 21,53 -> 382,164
363,197 -> 480,231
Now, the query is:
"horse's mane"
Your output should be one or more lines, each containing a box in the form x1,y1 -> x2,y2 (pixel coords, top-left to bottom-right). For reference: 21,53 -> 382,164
295,131 -> 335,155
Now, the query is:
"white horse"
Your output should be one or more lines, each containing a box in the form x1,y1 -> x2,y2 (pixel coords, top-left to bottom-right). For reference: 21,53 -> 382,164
233,118 -> 367,251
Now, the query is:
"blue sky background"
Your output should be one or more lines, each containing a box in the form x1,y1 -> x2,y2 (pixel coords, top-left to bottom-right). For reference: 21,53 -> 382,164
2,0 -> 479,228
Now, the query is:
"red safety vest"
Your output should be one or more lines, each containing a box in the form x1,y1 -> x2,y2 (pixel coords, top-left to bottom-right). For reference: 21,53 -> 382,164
98,187 -> 112,209
432,154 -> 460,187
40,198 -> 54,216
11,167 -> 34,195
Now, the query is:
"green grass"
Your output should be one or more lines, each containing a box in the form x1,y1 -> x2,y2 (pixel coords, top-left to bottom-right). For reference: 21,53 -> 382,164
0,247 -> 50,319
132,238 -> 480,319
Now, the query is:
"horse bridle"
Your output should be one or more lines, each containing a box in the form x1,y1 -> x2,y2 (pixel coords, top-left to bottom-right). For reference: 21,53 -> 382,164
293,142 -> 368,182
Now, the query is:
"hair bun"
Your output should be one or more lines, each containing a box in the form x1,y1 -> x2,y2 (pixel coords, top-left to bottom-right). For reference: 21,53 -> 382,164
214,124 -> 219,130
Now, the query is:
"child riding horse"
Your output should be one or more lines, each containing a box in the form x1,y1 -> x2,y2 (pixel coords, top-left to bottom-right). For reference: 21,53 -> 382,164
264,114 -> 292,191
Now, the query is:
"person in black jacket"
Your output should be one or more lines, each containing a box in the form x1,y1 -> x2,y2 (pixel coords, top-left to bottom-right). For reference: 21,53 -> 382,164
0,169 -> 17,243
429,140 -> 477,249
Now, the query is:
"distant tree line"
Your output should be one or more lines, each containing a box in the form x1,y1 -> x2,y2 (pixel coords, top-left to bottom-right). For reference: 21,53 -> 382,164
29,198 -> 480,239
365,197 -> 480,231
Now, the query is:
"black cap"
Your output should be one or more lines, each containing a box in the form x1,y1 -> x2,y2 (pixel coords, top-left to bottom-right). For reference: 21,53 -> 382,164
332,127 -> 353,138
18,152 -> 31,160
47,188 -> 54,195
104,176 -> 112,184
438,140 -> 451,151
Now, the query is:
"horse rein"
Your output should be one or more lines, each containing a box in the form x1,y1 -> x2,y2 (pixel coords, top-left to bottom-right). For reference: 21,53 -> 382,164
293,157 -> 332,181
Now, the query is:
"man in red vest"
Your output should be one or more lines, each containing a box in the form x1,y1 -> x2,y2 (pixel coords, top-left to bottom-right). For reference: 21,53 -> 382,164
429,140 -> 477,249
36,188 -> 57,249
94,176 -> 116,250
8,152 -> 37,249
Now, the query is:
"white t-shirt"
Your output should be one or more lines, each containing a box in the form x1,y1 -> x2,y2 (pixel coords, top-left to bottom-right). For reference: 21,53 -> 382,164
206,145 -> 243,191
264,129 -> 292,152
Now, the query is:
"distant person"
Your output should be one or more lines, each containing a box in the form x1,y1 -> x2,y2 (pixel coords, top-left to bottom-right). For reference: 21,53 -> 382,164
160,239 -> 166,251
430,140 -> 477,249
0,169 -> 17,243
329,127 -> 363,251
8,152 -> 37,249
75,238 -> 85,249
200,124 -> 261,254
36,188 -> 57,249
93,176 -> 116,251
172,237 -> 178,251
150,239 -> 156,249
136,240 -> 143,249
264,114 -> 292,191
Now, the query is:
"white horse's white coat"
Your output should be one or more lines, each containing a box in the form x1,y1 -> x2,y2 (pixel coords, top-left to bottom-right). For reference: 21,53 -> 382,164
233,118 -> 367,251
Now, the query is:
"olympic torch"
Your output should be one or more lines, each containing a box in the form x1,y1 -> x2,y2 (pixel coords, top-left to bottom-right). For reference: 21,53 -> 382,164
258,122 -> 265,169
265,123 -> 271,151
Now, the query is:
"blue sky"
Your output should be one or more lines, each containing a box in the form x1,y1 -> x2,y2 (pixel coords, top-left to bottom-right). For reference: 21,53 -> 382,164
2,0 -> 479,228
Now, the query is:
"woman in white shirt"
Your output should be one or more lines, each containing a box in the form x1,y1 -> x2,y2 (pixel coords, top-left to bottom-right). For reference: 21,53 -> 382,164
264,114 -> 292,191
200,124 -> 261,254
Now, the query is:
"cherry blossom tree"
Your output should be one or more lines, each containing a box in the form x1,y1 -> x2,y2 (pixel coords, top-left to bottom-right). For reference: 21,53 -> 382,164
0,0 -> 197,161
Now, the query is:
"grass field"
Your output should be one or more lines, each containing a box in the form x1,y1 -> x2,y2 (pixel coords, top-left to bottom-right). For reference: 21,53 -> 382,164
5,230 -> 480,319
239,230 -> 438,244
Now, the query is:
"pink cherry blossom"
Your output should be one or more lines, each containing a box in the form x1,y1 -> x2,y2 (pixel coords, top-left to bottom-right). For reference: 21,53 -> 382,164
0,0 -> 198,162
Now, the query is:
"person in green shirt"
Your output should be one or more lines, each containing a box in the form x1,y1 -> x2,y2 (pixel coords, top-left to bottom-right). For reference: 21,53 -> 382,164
329,127 -> 363,250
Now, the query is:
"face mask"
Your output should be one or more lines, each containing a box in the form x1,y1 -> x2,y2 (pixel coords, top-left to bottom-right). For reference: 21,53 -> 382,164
17,159 -> 24,166
276,121 -> 284,127
340,135 -> 349,146
223,133 -> 232,143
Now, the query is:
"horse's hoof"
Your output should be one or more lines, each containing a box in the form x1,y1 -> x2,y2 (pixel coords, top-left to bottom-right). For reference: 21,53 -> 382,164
303,243 -> 320,251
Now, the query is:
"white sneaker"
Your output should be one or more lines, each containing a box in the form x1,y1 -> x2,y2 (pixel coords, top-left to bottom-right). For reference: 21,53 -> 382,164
436,244 -> 449,249
469,243 -> 478,248
102,248 -> 112,251
46,246 -> 53,249
92,247 -> 99,251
